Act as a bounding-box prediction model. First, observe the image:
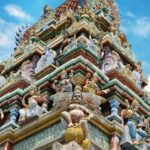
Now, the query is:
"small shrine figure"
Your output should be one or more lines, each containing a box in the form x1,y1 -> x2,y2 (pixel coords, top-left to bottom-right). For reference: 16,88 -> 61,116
123,64 -> 132,79
0,65 -> 6,88
132,62 -> 143,87
101,50 -> 124,73
78,0 -> 88,8
21,60 -> 35,82
62,86 -> 94,149
68,37 -> 77,51
83,72 -> 110,104
19,84 -> 47,123
121,100 -> 147,145
52,69 -> 74,92
0,108 -> 4,126
136,116 -> 148,143
87,38 -> 98,54
35,46 -> 56,73
43,5 -> 52,18
60,30 -> 71,53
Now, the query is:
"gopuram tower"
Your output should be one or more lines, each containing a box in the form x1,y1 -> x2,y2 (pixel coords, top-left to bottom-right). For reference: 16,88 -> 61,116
0,0 -> 150,150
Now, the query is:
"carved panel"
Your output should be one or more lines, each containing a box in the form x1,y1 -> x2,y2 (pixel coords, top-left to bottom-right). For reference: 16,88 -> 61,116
13,122 -> 65,150
13,123 -> 109,150
89,124 -> 110,150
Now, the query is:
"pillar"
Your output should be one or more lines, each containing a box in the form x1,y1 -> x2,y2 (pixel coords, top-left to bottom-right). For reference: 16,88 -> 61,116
10,107 -> 19,124
110,135 -> 120,150
107,99 -> 121,123
2,142 -> 12,150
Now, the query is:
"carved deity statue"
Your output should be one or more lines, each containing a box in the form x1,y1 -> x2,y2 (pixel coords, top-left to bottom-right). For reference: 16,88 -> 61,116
62,86 -> 94,148
43,5 -> 51,18
101,50 -> 125,73
121,100 -> 148,145
0,65 -> 6,88
21,60 -> 35,82
52,69 -> 74,92
83,72 -> 110,101
132,62 -> 143,87
60,30 -> 71,53
19,84 -> 47,123
123,64 -> 133,79
35,46 -> 56,73
0,108 -> 4,126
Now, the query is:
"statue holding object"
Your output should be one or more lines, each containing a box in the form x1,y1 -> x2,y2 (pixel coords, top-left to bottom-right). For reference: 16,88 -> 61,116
121,100 -> 148,145
19,84 -> 48,123
52,69 -> 74,93
83,72 -> 110,103
62,86 -> 94,149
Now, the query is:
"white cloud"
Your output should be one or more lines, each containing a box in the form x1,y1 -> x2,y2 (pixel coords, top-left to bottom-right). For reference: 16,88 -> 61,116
126,11 -> 135,18
0,18 -> 21,62
132,17 -> 150,37
120,25 -> 128,33
121,17 -> 150,38
145,76 -> 150,92
4,4 -> 33,21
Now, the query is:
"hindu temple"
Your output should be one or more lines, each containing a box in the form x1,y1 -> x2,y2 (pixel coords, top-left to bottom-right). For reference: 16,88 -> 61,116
0,0 -> 150,150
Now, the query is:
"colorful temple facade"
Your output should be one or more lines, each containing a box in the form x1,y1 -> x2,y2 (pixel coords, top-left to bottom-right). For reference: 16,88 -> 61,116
0,0 -> 150,150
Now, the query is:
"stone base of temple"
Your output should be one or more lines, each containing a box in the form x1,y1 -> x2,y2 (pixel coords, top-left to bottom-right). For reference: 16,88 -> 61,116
52,141 -> 97,150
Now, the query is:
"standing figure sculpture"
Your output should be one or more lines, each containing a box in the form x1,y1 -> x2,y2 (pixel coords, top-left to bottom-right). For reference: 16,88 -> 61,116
62,86 -> 94,149
19,84 -> 47,123
121,100 -> 147,145
0,65 -> 6,88
35,46 -> 56,73
21,60 -> 35,82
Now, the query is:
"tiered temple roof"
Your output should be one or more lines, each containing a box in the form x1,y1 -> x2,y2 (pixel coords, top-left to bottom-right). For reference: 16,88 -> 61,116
0,0 -> 149,150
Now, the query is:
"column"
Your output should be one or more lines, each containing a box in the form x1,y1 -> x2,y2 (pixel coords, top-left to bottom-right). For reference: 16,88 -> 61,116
2,142 -> 12,150
110,135 -> 120,150
10,107 -> 19,124
107,99 -> 121,123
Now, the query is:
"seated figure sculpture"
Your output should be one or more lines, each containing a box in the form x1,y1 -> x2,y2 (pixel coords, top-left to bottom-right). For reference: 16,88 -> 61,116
52,69 -> 74,92
121,100 -> 147,145
83,72 -> 110,103
61,86 -> 94,149
19,84 -> 47,123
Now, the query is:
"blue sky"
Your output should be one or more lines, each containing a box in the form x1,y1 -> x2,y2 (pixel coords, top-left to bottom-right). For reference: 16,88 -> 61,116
0,0 -> 150,88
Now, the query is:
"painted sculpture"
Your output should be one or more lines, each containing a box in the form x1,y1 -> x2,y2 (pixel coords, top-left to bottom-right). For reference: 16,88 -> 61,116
0,66 -> 6,88
35,46 -> 56,73
52,69 -> 74,92
121,100 -> 148,145
0,109 -> 4,126
83,72 -> 110,98
101,50 -> 124,73
21,60 -> 35,82
19,84 -> 47,123
62,86 -> 94,149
